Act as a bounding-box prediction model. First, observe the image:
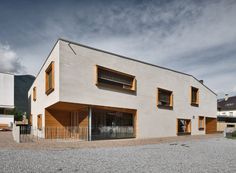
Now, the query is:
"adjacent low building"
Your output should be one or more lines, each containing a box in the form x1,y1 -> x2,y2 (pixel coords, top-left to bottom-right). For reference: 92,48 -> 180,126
28,39 -> 217,140
217,95 -> 236,131
0,73 -> 14,128
0,72 -> 35,129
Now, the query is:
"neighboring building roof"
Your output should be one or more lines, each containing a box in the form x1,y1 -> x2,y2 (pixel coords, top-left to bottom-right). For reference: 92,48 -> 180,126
218,96 -> 236,111
34,38 -> 217,95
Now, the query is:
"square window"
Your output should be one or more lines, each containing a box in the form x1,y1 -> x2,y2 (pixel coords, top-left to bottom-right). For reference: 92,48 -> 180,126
157,88 -> 173,109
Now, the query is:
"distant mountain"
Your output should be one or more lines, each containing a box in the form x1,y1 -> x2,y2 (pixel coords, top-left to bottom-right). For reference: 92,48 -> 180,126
14,75 -> 35,114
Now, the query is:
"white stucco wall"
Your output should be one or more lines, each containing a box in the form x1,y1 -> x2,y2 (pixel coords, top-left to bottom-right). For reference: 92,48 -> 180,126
0,115 -> 14,127
0,73 -> 14,108
28,42 -> 60,137
58,40 -> 217,138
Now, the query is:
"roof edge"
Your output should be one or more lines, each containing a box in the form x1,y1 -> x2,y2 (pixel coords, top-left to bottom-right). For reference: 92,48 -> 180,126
58,38 -> 217,96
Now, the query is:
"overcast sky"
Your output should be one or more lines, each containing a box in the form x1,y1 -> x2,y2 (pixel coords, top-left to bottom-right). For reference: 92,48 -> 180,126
0,0 -> 236,98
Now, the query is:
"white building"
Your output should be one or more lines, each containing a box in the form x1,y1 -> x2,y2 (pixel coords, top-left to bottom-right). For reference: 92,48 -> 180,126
28,39 -> 217,140
218,95 -> 236,117
0,73 -> 14,127
217,95 -> 236,131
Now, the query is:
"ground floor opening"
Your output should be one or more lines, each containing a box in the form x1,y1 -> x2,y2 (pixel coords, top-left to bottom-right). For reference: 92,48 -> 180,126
44,102 -> 136,141
177,119 -> 191,135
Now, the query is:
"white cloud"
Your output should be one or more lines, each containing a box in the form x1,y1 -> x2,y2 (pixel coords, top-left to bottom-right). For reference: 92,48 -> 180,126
0,43 -> 24,74
1,0 -> 236,96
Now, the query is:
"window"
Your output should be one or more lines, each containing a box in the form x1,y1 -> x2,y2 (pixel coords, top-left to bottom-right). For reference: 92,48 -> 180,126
29,114 -> 32,126
0,108 -> 4,114
157,88 -> 173,109
45,61 -> 55,95
177,119 -> 191,135
96,65 -> 136,91
0,108 -> 13,115
191,86 -> 199,106
198,116 -> 204,130
37,114 -> 42,130
33,87 -> 37,101
227,124 -> 235,128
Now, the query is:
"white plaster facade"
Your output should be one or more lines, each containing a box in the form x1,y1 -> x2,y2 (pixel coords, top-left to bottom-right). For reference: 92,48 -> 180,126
0,73 -> 14,127
0,115 -> 14,127
28,39 -> 217,139
0,73 -> 14,109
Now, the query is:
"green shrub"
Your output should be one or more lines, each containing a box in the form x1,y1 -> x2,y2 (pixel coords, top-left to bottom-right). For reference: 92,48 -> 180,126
232,130 -> 236,137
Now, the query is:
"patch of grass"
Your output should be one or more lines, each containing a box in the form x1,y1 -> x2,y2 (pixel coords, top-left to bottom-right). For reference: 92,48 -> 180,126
227,137 -> 236,140
232,131 -> 236,137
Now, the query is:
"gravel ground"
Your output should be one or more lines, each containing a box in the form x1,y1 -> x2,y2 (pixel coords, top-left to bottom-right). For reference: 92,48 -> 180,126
0,137 -> 236,173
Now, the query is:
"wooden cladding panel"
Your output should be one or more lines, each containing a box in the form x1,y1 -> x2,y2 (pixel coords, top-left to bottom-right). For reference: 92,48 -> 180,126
206,117 -> 217,134
133,111 -> 137,138
37,114 -> 42,130
29,114 -> 32,126
45,109 -> 71,128
0,124 -> 8,128
78,111 -> 88,128
45,108 -> 88,139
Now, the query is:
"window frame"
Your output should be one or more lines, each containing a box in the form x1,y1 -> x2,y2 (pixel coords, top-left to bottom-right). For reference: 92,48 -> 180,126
33,86 -> 37,101
37,114 -> 42,130
191,86 -> 199,106
29,114 -> 32,126
157,88 -> 173,110
95,65 -> 136,92
45,61 -> 55,95
198,116 -> 205,130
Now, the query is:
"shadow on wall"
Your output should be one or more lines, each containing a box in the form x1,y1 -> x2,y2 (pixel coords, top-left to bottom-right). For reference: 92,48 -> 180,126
96,84 -> 137,96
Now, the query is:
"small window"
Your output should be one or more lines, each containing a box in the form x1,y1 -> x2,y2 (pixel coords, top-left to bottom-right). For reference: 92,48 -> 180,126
157,88 -> 173,109
0,108 -> 4,114
37,114 -> 42,130
45,61 -> 55,95
198,116 -> 204,130
191,86 -> 199,106
177,119 -> 191,135
33,87 -> 37,101
96,65 -> 136,91
29,114 -> 32,126
227,124 -> 235,128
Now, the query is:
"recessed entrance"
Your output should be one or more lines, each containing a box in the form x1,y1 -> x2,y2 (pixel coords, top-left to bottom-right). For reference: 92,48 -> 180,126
177,119 -> 191,135
45,102 -> 136,141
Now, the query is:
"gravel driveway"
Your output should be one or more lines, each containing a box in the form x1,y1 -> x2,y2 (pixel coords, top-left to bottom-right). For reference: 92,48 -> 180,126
0,137 -> 236,173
